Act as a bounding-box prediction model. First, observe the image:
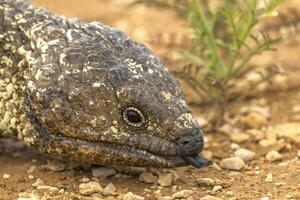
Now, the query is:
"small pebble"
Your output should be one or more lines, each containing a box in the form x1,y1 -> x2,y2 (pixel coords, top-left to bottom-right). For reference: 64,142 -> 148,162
139,172 -> 157,183
172,190 -> 193,198
196,178 -> 215,187
230,133 -> 249,143
241,112 -> 268,129
157,196 -> 174,200
27,166 -> 36,174
275,182 -> 286,186
102,183 -> 117,196
158,173 -> 173,187
211,163 -> 222,171
42,160 -> 66,172
32,178 -> 45,188
212,185 -> 222,193
28,175 -> 34,180
265,173 -> 273,182
220,157 -> 245,171
230,143 -> 240,150
123,192 -> 145,200
79,181 -> 103,196
80,177 -> 90,183
3,174 -> 10,179
265,150 -> 282,162
234,148 -> 255,162
92,167 -> 116,178
260,197 -> 269,200
200,195 -> 222,200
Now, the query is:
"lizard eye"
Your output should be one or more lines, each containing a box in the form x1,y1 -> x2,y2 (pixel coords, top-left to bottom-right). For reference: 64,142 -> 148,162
122,107 -> 146,127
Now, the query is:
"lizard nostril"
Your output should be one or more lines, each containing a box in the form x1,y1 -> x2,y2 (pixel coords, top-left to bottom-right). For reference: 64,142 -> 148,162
175,129 -> 203,155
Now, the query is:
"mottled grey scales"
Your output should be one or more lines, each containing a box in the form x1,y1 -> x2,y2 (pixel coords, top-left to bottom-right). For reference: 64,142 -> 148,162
0,0 -> 210,168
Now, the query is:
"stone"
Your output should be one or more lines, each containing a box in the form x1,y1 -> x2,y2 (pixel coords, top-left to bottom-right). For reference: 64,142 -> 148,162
37,185 -> 59,195
42,160 -> 66,172
202,151 -> 213,160
79,181 -> 103,196
234,148 -> 255,162
196,178 -> 215,187
158,173 -> 173,187
211,163 -> 222,171
197,117 -> 208,127
32,178 -> 45,188
92,193 -> 103,199
220,157 -> 245,171
102,183 -> 117,196
157,196 -> 174,200
265,173 -> 273,182
241,112 -> 268,129
272,123 -> 300,144
230,133 -> 250,143
3,174 -> 10,179
259,139 -> 277,147
172,190 -> 193,198
200,195 -> 222,200
92,167 -> 116,178
212,185 -> 222,193
123,192 -> 144,200
260,197 -> 269,200
275,182 -> 286,186
139,172 -> 157,183
230,143 -> 240,150
247,129 -> 265,141
265,150 -> 282,162
80,177 -> 90,183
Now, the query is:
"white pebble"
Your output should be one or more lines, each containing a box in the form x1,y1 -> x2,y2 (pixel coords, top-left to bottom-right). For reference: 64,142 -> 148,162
123,192 -> 145,200
172,190 -> 193,198
265,150 -> 282,162
234,148 -> 255,162
158,173 -> 173,187
79,181 -> 103,196
220,157 -> 245,171
265,173 -> 273,182
3,174 -> 10,179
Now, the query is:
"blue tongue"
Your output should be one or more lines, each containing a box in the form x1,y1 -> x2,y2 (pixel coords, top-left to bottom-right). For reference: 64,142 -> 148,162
183,154 -> 212,168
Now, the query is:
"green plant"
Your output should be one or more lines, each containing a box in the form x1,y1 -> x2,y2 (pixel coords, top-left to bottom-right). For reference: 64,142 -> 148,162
175,0 -> 284,126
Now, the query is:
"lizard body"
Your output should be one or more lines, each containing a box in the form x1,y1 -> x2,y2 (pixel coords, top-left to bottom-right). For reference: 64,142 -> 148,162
0,0 -> 209,168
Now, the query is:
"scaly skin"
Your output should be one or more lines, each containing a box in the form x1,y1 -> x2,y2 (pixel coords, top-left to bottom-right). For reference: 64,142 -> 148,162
0,0 -> 209,168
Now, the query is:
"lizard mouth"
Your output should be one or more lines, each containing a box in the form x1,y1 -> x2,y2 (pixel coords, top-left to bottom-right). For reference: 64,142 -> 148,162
34,132 -> 211,168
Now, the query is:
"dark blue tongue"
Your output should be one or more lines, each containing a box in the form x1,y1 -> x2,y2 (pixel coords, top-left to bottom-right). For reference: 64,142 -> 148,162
183,154 -> 212,168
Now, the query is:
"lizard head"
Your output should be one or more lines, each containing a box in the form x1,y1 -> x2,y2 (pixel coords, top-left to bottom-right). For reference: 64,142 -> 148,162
23,23 -> 211,168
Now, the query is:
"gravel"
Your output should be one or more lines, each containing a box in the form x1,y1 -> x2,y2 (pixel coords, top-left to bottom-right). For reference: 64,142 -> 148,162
200,195 -> 222,200
123,192 -> 145,200
196,178 -> 215,187
265,173 -> 273,182
79,181 -> 103,196
102,183 -> 117,196
139,172 -> 158,183
265,150 -> 283,162
158,173 -> 174,187
234,148 -> 255,162
220,157 -> 245,171
92,167 -> 116,178
240,112 -> 268,129
172,190 -> 193,199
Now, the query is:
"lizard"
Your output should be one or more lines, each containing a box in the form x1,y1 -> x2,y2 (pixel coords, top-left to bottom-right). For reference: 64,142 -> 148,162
0,0 -> 211,168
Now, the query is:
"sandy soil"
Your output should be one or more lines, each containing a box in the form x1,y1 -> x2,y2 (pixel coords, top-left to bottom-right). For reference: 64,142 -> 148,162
1,1 -> 300,200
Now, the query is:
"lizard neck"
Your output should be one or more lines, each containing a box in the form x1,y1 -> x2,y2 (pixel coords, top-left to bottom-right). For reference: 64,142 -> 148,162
0,0 -> 44,140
